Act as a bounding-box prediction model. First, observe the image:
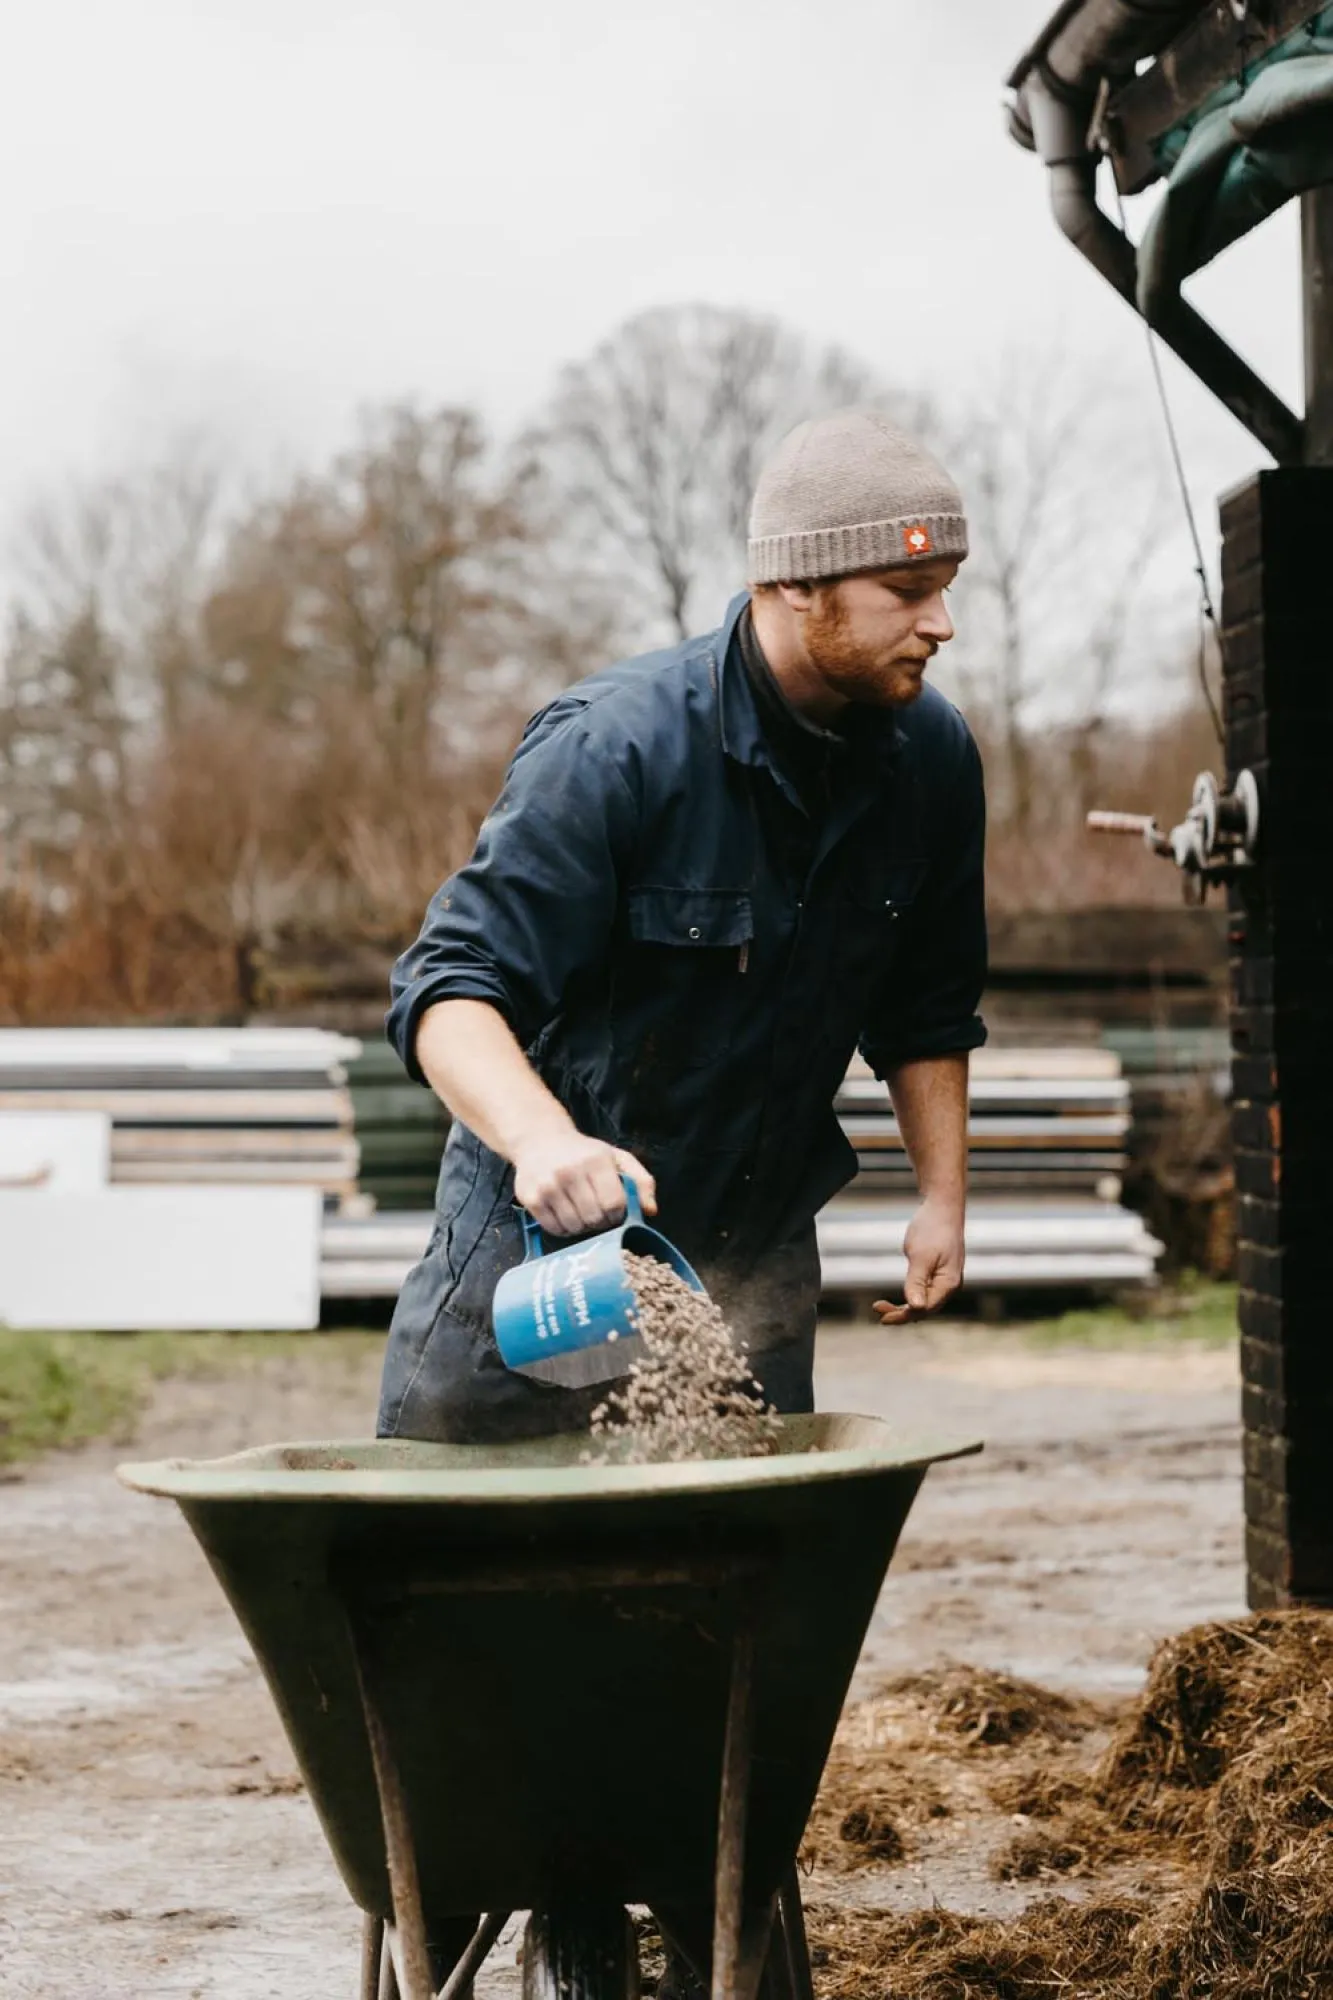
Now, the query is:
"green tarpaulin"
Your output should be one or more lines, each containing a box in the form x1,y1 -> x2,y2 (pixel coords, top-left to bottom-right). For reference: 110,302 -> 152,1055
1137,8 -> 1333,321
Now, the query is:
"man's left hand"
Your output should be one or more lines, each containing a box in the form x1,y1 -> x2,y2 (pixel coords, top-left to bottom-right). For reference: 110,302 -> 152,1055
872,1198 -> 965,1324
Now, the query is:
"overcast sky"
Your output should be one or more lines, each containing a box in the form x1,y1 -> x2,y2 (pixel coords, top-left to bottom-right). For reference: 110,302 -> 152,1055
5,0 -> 1302,546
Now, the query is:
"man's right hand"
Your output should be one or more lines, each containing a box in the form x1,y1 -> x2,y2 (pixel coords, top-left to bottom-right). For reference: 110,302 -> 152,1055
513,1130 -> 657,1239
413,1001 -> 658,1239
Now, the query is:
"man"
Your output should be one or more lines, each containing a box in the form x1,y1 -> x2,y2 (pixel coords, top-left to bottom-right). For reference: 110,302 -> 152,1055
379,406 -> 986,1446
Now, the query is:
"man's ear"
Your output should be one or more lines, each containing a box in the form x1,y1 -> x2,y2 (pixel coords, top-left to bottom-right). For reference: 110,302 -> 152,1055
775,581 -> 815,613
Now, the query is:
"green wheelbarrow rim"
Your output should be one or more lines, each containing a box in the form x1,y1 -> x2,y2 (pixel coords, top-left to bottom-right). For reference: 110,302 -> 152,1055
117,1412 -> 982,1504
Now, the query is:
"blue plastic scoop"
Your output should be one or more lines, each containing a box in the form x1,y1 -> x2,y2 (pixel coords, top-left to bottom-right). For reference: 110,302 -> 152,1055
492,1175 -> 706,1390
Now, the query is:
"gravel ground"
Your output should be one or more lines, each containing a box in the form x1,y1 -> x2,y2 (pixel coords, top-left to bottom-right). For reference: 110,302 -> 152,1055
0,1319 -> 1241,1999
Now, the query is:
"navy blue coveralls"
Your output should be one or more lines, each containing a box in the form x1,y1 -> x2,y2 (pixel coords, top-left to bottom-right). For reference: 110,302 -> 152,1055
378,593 -> 987,1443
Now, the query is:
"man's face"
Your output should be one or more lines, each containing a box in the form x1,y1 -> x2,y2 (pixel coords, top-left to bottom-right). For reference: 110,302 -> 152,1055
795,560 -> 960,709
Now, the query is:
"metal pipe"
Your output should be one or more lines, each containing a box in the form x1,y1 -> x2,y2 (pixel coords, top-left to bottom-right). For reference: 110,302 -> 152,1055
1047,0 -> 1204,89
711,1608 -> 756,2000
1303,185 -> 1333,465
1009,0 -> 1203,92
1023,74 -> 1303,463
778,1870 -> 815,2000
348,1614 -> 435,2000
436,1913 -> 511,2000
362,1916 -> 387,2000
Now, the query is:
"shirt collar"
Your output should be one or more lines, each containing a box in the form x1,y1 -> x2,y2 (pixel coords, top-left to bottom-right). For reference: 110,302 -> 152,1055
713,591 -> 904,772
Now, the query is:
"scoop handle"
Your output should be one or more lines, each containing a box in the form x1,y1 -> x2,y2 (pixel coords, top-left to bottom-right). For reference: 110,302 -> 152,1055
520,1209 -> 545,1263
517,1172 -> 641,1260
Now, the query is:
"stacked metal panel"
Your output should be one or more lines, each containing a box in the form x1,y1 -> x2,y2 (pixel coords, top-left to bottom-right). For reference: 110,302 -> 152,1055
835,1047 -> 1130,1198
321,1197 -> 1161,1301
814,1199 -> 1161,1293
322,1210 -> 432,1299
0,1029 -> 1156,1296
323,1045 -> 1161,1297
820,1047 -> 1160,1291
346,1038 -> 449,1212
1100,1025 -> 1231,1154
0,1028 -> 362,1210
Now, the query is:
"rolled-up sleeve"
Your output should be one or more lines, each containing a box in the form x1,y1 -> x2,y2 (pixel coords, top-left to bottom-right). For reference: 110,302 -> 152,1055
859,728 -> 988,1077
387,709 -> 636,1081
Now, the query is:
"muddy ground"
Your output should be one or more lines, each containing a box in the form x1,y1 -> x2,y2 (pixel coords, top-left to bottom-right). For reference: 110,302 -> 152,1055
0,1320 -> 1242,1999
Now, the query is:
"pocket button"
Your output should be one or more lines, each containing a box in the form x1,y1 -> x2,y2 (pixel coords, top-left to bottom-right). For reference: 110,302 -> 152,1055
688,926 -> 702,940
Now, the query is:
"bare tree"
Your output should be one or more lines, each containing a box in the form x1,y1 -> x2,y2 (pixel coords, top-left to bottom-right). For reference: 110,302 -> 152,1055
0,606 -> 126,852
201,404 -> 609,747
0,407 -> 609,851
943,350 -> 1179,831
1,445 -> 227,858
531,304 -> 920,644
0,402 -> 616,1014
13,443 -> 225,724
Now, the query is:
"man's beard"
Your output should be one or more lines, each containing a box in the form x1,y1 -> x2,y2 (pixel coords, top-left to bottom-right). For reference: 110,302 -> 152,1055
805,590 -> 932,708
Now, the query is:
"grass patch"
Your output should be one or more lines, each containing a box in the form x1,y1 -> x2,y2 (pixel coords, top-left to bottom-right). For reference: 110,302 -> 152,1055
1024,1281 -> 1237,1351
0,1327 -> 382,1468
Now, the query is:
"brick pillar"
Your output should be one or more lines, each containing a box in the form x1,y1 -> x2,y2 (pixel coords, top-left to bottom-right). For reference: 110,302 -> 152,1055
1221,469 -> 1333,1609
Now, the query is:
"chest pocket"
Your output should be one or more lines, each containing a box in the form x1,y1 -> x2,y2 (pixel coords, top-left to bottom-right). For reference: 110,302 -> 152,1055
842,857 -> 929,983
615,885 -> 754,1069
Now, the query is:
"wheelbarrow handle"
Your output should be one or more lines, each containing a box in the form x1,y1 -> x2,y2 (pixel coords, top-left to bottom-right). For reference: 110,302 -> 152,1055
518,1172 -> 642,1260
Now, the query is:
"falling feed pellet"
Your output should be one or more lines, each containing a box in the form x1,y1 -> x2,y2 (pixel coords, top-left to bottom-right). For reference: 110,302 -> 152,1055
587,1252 -> 783,1464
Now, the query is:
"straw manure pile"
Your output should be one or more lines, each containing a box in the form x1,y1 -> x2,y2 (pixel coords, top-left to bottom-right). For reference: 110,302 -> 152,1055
804,1900 -> 1146,2000
804,1665 -> 1109,1878
587,1253 -> 781,1464
803,1611 -> 1333,1999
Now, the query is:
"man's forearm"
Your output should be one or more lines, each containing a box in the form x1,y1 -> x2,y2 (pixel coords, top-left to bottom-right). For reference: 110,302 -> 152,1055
415,998 -> 573,1162
412,998 -> 656,1234
885,1051 -> 970,1209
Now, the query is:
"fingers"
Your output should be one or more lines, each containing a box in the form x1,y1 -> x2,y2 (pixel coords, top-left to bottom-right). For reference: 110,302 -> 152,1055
872,1259 -> 932,1326
612,1149 -> 658,1217
544,1166 -> 617,1235
871,1267 -> 961,1326
584,1154 -> 629,1229
932,1268 -> 963,1308
533,1180 -> 586,1238
564,1174 -> 606,1234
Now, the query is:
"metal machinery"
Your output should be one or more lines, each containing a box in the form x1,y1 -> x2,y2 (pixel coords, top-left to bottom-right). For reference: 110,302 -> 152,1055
1087,769 -> 1261,901
1007,1 -> 1333,898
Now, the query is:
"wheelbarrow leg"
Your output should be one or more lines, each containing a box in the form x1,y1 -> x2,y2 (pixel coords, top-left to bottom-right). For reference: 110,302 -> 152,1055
437,1911 -> 514,2000
361,1915 -> 386,2000
348,1617 -> 434,2000
656,1893 -> 801,2000
650,1905 -> 711,1991
711,1604 -> 774,2000
774,1870 -> 814,2000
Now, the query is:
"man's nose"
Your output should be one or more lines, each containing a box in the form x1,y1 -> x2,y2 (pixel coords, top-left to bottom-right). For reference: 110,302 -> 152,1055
917,591 -> 954,644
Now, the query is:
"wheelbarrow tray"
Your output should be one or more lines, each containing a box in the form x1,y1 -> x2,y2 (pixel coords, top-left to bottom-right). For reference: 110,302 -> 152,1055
119,1416 -> 978,1925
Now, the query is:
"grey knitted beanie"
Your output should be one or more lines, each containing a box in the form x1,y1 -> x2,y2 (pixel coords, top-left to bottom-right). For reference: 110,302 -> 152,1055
747,406 -> 967,584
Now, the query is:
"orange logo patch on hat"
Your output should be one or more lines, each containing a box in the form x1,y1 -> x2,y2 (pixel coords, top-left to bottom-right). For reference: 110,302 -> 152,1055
903,523 -> 934,557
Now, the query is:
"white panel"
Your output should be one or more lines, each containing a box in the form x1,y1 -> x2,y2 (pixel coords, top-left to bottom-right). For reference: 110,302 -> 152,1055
0,1027 -> 361,1073
0,1113 -> 109,1193
818,1252 -> 1161,1288
0,1188 -> 321,1329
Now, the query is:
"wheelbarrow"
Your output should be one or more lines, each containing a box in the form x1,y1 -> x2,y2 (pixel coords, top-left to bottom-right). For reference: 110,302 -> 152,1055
119,1415 -> 980,2000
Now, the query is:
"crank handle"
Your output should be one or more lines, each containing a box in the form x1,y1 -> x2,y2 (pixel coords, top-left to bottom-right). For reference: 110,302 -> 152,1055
1086,810 -> 1172,857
